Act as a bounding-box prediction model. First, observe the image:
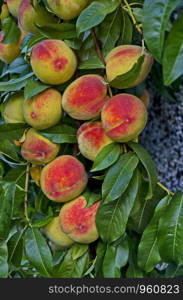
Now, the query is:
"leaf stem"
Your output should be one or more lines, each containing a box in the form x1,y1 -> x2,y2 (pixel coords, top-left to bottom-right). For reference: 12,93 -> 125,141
157,181 -> 174,196
24,163 -> 30,223
122,0 -> 143,35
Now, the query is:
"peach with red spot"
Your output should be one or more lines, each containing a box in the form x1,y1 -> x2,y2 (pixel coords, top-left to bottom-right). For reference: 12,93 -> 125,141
106,45 -> 153,88
101,93 -> 148,142
30,39 -> 77,85
59,196 -> 100,244
21,128 -> 60,164
40,155 -> 88,202
77,121 -> 113,161
62,75 -> 107,120
23,88 -> 62,130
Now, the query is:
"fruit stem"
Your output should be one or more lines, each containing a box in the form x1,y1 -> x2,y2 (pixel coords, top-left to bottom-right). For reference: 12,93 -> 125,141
157,181 -> 174,196
92,29 -> 113,98
122,0 -> 143,35
24,163 -> 31,223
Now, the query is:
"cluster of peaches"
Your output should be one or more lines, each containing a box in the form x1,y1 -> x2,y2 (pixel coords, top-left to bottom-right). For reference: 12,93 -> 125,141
0,0 -> 153,249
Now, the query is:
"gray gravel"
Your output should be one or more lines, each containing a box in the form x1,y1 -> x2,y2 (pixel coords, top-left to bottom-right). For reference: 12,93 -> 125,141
140,87 -> 183,193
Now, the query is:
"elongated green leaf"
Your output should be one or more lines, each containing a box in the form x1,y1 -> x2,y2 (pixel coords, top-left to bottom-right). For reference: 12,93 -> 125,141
8,229 -> 25,267
39,125 -> 77,144
82,190 -> 101,208
37,23 -> 76,39
143,0 -> 181,62
72,244 -> 88,260
0,140 -> 20,162
102,152 -> 139,203
24,80 -> 50,100
0,243 -> 8,278
0,123 -> 26,141
1,57 -> 30,76
163,13 -> 183,85
128,142 -> 158,200
137,195 -> 171,273
97,171 -> 139,243
126,235 -> 144,278
95,240 -> 107,277
119,9 -> 133,45
76,0 -> 119,35
2,16 -> 20,44
25,227 -> 53,277
0,183 -> 16,241
0,72 -> 34,92
79,56 -> 105,69
158,191 -> 183,265
91,143 -> 120,172
109,55 -> 145,89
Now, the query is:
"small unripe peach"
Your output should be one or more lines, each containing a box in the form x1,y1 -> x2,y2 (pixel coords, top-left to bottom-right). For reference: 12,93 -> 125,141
23,89 -> 62,130
77,121 -> 113,161
7,0 -> 22,17
59,196 -> 100,244
62,75 -> 107,120
43,217 -> 74,249
0,31 -> 20,63
2,92 -> 25,123
21,128 -> 60,164
47,0 -> 90,20
106,45 -> 153,88
101,93 -> 147,142
40,155 -> 88,202
30,39 -> 77,85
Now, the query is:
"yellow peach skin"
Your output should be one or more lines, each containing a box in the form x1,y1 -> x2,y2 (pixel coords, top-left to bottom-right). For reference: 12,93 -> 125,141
2,92 -> 25,123
7,0 -> 22,17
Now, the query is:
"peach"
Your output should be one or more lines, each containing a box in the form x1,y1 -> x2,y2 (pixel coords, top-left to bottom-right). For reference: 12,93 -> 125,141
106,45 -> 153,88
21,128 -> 60,164
23,88 -> 62,130
30,39 -> 77,85
2,92 -> 25,123
62,75 -> 107,120
101,93 -> 147,142
59,196 -> 100,244
47,0 -> 90,20
40,155 -> 88,202
7,0 -> 22,17
77,121 -> 113,161
43,217 -> 74,248
0,31 -> 21,63
139,89 -> 150,108
18,0 -> 55,34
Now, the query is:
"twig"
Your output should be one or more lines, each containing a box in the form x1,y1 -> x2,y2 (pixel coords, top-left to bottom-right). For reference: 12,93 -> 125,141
24,163 -> 30,223
122,0 -> 143,35
157,181 -> 174,196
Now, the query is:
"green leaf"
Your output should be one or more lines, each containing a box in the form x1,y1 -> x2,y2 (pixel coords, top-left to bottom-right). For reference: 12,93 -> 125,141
0,123 -> 26,141
163,13 -> 183,86
8,229 -> 25,267
91,143 -> 121,172
82,190 -> 101,208
158,191 -> 183,265
37,23 -> 77,39
72,244 -> 88,260
79,56 -> 105,69
0,182 -> 16,241
24,79 -> 50,100
0,243 -> 8,278
137,195 -> 171,273
126,235 -> 144,278
128,142 -> 158,200
25,227 -> 53,277
95,240 -> 107,277
76,0 -> 119,35
119,9 -> 133,45
39,124 -> 77,144
97,170 -> 139,243
98,9 -> 121,56
143,0 -> 181,62
1,16 -> 21,44
132,8 -> 143,23
2,57 -> 30,76
0,140 -> 20,162
102,152 -> 139,203
0,72 -> 34,92
109,54 -> 145,89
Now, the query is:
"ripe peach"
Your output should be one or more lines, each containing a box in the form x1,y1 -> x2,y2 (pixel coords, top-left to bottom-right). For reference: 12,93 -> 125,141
21,128 -> 60,164
40,155 -> 88,202
0,31 -> 20,63
23,89 -> 62,130
18,0 -> 55,34
30,39 -> 77,85
59,196 -> 100,244
2,92 -> 25,123
101,93 -> 147,142
62,75 -> 107,120
139,89 -> 150,108
43,217 -> 74,249
77,121 -> 113,161
7,0 -> 22,17
106,45 -> 153,88
47,0 -> 90,20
